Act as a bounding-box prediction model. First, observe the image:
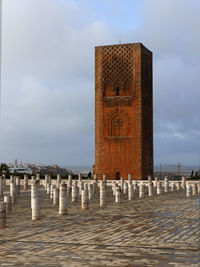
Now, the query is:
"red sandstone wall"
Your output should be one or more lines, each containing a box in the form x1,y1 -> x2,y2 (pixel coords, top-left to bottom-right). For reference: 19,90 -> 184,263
94,43 -> 153,180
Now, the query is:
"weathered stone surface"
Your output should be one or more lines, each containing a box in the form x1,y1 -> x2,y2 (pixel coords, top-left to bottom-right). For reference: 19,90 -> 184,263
0,184 -> 199,266
94,43 -> 153,180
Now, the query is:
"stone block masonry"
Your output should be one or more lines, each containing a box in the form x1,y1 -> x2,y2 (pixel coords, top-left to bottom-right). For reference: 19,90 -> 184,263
94,43 -> 153,180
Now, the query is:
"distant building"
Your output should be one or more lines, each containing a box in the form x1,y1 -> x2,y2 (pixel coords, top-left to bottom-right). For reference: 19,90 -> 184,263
9,166 -> 32,175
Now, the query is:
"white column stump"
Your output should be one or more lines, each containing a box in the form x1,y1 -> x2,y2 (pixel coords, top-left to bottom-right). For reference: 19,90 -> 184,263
115,186 -> 121,203
154,177 -> 158,187
121,178 -> 124,191
16,176 -> 21,194
68,175 -> 72,188
79,181 -> 83,195
100,181 -> 106,207
57,174 -> 61,189
192,183 -> 197,196
182,176 -> 186,190
0,177 -> 3,196
176,181 -> 181,191
81,184 -> 89,210
133,181 -> 138,191
112,182 -> 116,196
72,183 -> 78,202
46,183 -> 50,195
0,202 -> 6,229
170,182 -> 175,192
31,180 -> 40,220
10,182 -> 16,205
148,182 -> 153,196
53,187 -> 59,206
123,182 -> 128,194
88,184 -> 93,200
157,181 -> 162,194
59,183 -> 68,215
4,195 -> 11,213
128,183 -> 134,200
2,175 -> 6,188
139,183 -> 145,198
164,178 -> 169,193
198,181 -> 200,194
128,173 -> 132,185
186,184 -> 192,197
24,175 -> 29,190
50,184 -> 54,199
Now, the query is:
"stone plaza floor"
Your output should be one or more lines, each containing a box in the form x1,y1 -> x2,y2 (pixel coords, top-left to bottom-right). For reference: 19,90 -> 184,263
0,183 -> 199,266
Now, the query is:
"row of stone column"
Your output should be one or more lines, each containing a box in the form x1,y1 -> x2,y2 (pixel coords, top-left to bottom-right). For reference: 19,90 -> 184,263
0,175 -> 23,228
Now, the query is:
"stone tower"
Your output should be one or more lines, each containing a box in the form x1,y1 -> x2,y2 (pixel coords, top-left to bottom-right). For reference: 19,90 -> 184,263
94,43 -> 153,180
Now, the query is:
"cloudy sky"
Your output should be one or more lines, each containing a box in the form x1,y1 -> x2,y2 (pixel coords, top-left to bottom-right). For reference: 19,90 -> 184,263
0,0 -> 200,168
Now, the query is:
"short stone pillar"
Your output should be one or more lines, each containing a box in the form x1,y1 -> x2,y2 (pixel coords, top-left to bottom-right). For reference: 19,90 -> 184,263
176,181 -> 181,191
100,181 -> 106,207
46,182 -> 50,195
133,181 -> 138,191
170,182 -> 175,192
10,175 -> 15,184
154,177 -> 158,187
2,175 -> 6,188
0,177 -> 3,196
31,180 -> 40,220
59,183 -> 67,215
128,183 -> 134,200
24,175 -> 29,190
0,202 -> 6,229
148,182 -> 153,196
4,195 -> 11,213
157,181 -> 162,194
36,173 -> 40,182
102,174 -> 107,187
10,182 -> 16,205
115,186 -> 121,203
81,184 -> 89,210
72,183 -> 78,202
48,174 -> 51,184
148,175 -> 152,183
16,176 -> 21,194
50,184 -> 54,199
92,181 -> 97,194
128,173 -> 132,185
93,174 -> 98,181
78,173 -> 82,182
139,183 -> 145,198
57,174 -> 61,189
112,182 -> 116,195
53,187 -> 59,206
123,182 -> 128,194
198,181 -> 200,194
186,184 -> 192,197
79,181 -> 83,195
164,179 -> 169,193
181,176 -> 186,190
120,177 -> 124,191
192,183 -> 197,196
44,174 -> 48,189
88,184 -> 93,200
68,175 -> 72,188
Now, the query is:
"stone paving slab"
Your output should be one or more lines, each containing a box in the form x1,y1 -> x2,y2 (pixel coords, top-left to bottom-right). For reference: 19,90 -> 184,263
0,185 -> 199,266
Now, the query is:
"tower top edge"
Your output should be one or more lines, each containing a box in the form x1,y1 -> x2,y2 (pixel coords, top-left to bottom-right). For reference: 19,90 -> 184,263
95,43 -> 152,54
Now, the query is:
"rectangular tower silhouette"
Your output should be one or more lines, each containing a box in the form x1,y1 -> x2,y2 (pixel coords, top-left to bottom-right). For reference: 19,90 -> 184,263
94,43 -> 153,180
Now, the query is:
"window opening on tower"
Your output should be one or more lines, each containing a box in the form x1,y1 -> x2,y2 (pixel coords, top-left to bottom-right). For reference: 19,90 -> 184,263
116,87 -> 120,96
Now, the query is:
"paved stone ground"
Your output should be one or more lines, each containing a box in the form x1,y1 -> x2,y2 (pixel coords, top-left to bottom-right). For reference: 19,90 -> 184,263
0,183 -> 199,266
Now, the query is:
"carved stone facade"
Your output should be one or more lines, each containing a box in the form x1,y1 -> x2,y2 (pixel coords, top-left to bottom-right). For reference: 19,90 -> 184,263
94,43 -> 153,180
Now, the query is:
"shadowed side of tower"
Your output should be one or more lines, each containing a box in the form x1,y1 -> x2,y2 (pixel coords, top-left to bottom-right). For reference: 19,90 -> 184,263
94,43 -> 153,180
